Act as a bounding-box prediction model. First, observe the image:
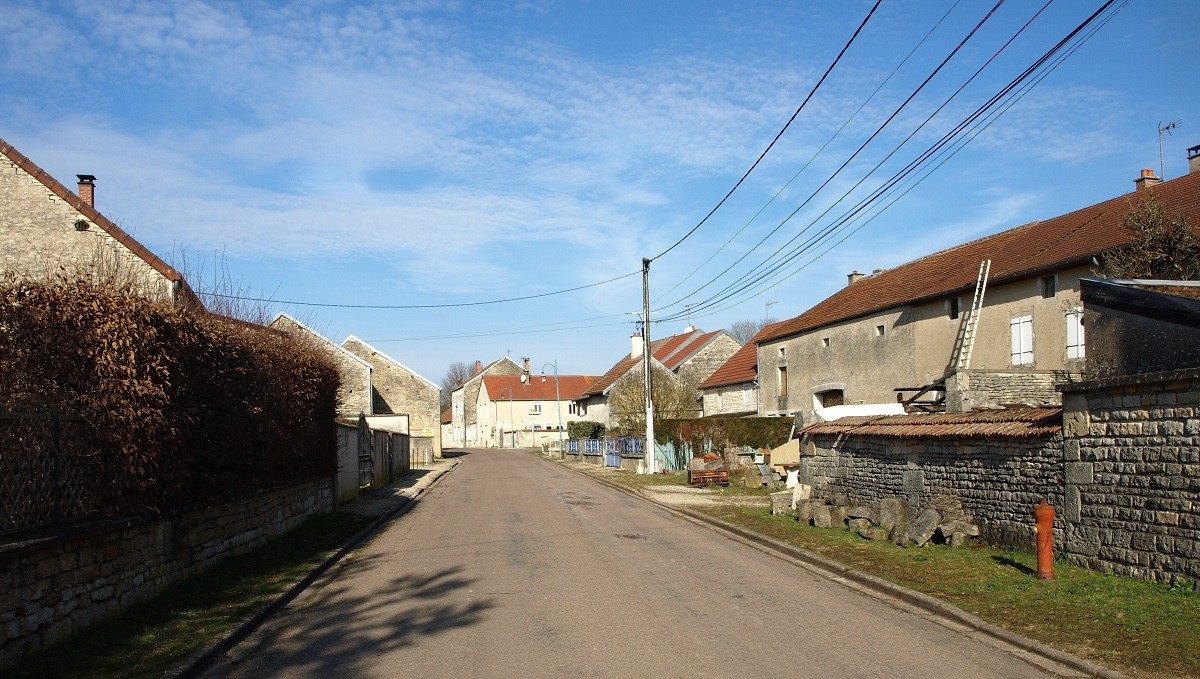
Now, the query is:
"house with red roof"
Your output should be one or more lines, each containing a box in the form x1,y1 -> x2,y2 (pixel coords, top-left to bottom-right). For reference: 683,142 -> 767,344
755,154 -> 1200,421
574,326 -> 741,430
699,320 -> 788,418
448,356 -> 524,447
0,136 -> 200,308
477,373 -> 599,448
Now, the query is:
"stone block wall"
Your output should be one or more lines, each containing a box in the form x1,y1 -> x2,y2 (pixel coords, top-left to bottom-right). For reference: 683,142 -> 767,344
800,434 -> 1063,548
1060,369 -> 1200,584
0,478 -> 332,669
701,382 -> 756,417
950,370 -> 1067,411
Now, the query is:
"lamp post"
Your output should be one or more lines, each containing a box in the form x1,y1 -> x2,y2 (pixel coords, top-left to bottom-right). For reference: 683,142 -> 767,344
499,386 -> 515,448
541,360 -> 563,455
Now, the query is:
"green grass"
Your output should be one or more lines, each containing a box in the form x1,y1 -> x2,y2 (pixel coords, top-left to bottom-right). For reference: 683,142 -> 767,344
596,468 -> 1200,679
9,511 -> 374,679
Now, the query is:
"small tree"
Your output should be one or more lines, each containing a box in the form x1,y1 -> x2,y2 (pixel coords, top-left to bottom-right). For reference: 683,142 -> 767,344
568,420 -> 605,440
606,364 -> 701,436
1099,195 -> 1200,280
440,361 -> 475,409
729,318 -> 774,344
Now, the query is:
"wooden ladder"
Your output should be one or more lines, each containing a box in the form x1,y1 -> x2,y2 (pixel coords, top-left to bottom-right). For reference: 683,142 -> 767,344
954,259 -> 991,372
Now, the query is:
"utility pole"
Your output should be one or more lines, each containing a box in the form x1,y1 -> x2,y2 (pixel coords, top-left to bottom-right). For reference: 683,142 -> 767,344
642,257 -> 655,474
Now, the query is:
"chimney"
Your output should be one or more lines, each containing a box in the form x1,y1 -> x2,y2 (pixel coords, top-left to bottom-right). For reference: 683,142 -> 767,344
1134,168 -> 1161,191
77,175 -> 96,207
847,270 -> 864,286
522,357 -> 530,374
473,360 -> 482,376
683,324 -> 696,334
630,332 -> 643,359
1189,145 -> 1200,175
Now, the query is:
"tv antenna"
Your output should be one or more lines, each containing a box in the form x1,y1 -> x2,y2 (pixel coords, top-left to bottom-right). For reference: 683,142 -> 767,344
1159,120 -> 1182,180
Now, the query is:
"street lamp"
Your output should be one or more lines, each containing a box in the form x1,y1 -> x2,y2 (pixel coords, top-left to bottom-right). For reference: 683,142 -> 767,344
541,360 -> 563,456
500,386 -> 515,448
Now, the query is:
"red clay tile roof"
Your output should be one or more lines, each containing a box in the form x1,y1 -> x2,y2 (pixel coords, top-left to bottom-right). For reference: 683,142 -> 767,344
760,172 -> 1200,343
700,320 -> 790,389
483,374 -> 599,402
441,407 -> 452,424
580,329 -> 728,397
0,136 -> 201,308
800,406 -> 1062,439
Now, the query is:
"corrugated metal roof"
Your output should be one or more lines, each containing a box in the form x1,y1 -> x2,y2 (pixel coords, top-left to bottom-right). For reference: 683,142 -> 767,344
800,406 -> 1062,439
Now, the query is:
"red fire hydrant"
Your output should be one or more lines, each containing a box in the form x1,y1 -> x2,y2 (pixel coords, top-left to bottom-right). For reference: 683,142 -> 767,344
1033,498 -> 1055,580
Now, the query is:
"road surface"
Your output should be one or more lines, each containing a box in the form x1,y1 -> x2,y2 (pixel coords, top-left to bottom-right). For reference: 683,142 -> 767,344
220,449 -> 1070,678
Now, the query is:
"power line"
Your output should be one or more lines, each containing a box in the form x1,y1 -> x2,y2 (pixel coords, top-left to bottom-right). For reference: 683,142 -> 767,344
648,0 -> 883,262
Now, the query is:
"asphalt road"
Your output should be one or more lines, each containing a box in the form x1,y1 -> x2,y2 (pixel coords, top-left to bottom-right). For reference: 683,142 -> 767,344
220,449 -> 1067,679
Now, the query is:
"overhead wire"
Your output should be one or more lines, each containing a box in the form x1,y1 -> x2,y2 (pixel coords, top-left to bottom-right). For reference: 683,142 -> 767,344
654,0 -> 1124,324
648,0 -> 884,262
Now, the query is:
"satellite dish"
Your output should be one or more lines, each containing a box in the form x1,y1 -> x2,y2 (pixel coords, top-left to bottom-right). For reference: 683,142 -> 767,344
520,374 -> 528,383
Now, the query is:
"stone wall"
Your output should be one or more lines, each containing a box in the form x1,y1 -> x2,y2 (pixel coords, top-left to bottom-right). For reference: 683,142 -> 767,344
678,334 -> 741,386
800,434 -> 1062,548
0,478 -> 332,669
949,370 -> 1067,411
701,382 -> 756,417
342,337 -> 441,454
1060,369 -> 1200,584
0,154 -> 174,302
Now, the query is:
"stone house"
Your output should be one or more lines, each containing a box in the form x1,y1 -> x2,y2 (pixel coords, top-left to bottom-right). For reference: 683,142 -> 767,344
0,136 -> 200,308
575,326 -> 741,430
476,373 -> 598,448
699,320 -> 788,417
342,335 -> 442,457
448,357 -> 523,447
269,313 -> 373,419
757,161 -> 1200,422
1078,278 -> 1200,378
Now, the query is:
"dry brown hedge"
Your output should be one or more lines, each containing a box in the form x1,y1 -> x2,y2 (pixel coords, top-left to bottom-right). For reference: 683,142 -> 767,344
0,280 -> 340,516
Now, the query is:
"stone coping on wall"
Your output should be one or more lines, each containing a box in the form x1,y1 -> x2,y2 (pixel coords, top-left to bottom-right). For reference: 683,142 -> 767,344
1059,366 -> 1200,394
0,477 -> 331,564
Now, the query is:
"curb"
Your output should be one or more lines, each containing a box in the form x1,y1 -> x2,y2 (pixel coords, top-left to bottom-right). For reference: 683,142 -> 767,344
560,460 -> 1129,679
169,459 -> 461,679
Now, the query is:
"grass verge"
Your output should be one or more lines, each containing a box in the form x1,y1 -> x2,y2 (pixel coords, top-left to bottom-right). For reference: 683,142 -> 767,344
8,511 -> 374,679
593,467 -> 1199,679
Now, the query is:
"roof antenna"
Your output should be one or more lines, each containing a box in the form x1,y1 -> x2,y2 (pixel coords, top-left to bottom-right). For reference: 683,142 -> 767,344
1159,120 -> 1182,180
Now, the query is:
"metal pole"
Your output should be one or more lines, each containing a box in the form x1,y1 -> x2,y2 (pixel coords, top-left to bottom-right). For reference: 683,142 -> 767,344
509,389 -> 515,448
542,361 -> 563,456
642,257 -> 655,474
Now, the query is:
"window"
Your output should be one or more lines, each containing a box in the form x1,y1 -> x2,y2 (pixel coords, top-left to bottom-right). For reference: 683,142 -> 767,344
875,324 -> 886,337
531,402 -> 543,415
778,347 -> 786,361
817,389 -> 844,408
1041,275 -> 1056,298
821,337 -> 830,348
1010,315 -> 1034,365
716,392 -> 724,411
742,383 -> 752,407
778,366 -> 788,396
948,297 -> 960,319
1066,307 -> 1085,359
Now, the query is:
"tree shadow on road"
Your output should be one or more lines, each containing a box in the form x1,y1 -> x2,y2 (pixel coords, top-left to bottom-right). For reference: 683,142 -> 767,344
236,562 -> 493,677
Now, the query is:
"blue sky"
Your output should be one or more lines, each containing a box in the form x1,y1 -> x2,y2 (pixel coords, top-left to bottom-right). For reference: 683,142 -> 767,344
3,1 -> 1198,384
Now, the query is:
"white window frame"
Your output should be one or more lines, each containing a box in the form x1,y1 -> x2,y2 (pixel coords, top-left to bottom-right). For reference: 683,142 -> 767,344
742,383 -> 752,407
1066,307 -> 1085,359
716,392 -> 724,411
1011,315 -> 1034,366
531,402 -> 543,415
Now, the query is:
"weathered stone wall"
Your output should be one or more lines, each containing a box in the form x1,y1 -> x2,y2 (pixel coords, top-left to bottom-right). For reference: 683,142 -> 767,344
800,434 -> 1062,548
0,154 -> 173,301
701,382 -> 756,417
0,478 -> 331,669
1060,369 -> 1200,584
270,315 -> 371,418
342,338 -> 441,455
678,334 -> 741,385
950,370 -> 1067,411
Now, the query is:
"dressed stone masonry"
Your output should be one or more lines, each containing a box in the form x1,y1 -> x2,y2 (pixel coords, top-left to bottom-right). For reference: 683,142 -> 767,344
0,479 -> 331,669
1060,368 -> 1200,584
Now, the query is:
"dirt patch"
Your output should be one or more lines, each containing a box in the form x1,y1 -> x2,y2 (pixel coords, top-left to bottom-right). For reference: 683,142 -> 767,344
644,486 -> 771,508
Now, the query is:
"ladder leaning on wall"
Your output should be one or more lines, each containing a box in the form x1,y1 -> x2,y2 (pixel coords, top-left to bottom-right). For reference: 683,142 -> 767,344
953,259 -> 992,372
